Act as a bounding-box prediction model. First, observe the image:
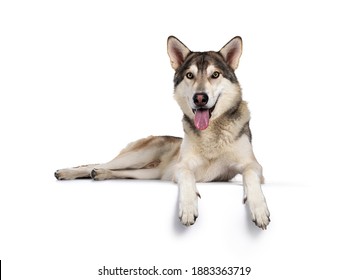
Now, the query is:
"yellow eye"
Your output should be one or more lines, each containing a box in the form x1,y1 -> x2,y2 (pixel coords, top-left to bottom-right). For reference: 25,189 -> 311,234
186,72 -> 194,79
211,71 -> 220,79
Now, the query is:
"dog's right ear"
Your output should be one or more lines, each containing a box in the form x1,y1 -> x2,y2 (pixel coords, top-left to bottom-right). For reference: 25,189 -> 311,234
167,36 -> 191,70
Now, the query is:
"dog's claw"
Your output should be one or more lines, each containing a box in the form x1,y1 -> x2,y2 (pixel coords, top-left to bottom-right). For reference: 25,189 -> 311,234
179,214 -> 198,226
179,203 -> 199,226
253,214 -> 270,230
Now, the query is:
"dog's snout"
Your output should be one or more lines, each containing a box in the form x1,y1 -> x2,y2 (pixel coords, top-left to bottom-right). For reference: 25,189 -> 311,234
193,93 -> 209,107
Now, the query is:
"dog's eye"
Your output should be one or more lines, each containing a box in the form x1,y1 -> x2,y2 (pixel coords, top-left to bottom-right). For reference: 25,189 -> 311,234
211,71 -> 220,79
186,72 -> 194,79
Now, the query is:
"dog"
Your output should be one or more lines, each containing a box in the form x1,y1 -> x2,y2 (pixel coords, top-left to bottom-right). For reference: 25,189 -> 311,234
55,36 -> 270,229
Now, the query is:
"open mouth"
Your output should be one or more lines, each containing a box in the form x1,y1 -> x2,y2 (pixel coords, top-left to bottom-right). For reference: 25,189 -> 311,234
192,104 -> 216,131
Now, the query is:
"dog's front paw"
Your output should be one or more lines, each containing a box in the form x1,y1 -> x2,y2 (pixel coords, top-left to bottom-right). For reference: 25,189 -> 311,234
54,170 -> 64,180
245,195 -> 270,229
179,193 -> 199,226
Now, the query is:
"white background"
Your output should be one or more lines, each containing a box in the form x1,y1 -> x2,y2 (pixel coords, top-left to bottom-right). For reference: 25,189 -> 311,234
1,0 -> 347,279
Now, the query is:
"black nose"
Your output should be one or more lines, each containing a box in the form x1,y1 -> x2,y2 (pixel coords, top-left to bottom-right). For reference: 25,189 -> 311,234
193,93 -> 209,107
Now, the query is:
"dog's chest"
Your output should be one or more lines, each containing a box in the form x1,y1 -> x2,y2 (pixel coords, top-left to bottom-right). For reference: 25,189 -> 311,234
194,157 -> 240,182
181,123 -> 250,182
192,124 -> 239,159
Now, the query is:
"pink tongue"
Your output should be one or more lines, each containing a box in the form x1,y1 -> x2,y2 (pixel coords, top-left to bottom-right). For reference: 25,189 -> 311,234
194,109 -> 210,130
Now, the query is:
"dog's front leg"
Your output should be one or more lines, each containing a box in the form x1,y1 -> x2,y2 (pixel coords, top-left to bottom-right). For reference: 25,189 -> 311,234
242,162 -> 270,229
175,165 -> 200,226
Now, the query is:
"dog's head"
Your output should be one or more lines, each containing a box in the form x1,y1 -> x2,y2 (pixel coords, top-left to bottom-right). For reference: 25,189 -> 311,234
167,36 -> 243,131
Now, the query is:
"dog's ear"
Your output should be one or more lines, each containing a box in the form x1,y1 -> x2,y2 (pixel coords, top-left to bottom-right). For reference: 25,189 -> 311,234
219,36 -> 243,70
167,36 -> 191,70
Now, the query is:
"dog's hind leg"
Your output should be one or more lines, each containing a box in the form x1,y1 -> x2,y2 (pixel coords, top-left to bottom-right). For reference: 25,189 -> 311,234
54,144 -> 157,181
54,145 -> 158,181
55,164 -> 98,180
54,148 -> 157,180
91,136 -> 181,180
91,167 -> 162,180
55,136 -> 181,181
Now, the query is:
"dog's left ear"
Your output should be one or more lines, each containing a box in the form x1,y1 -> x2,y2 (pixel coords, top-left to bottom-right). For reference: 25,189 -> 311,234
219,36 -> 243,70
167,36 -> 191,70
